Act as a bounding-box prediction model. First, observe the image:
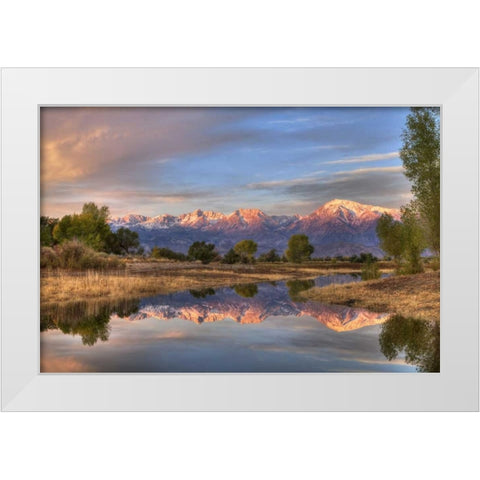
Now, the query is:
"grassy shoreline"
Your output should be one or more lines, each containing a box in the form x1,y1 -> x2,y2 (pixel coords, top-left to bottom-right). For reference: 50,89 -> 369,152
41,261 -> 381,305
299,271 -> 440,322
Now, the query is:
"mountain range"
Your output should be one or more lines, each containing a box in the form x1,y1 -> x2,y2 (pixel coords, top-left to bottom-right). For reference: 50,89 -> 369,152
108,198 -> 401,257
112,283 -> 391,332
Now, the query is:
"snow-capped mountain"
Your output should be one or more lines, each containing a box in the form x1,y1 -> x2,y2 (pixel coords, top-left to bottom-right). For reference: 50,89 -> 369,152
112,283 -> 390,332
108,199 -> 400,256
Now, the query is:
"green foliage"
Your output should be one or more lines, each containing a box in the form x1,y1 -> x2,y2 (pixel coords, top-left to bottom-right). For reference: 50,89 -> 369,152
52,203 -> 112,251
187,241 -> 218,264
40,239 -> 122,270
376,209 -> 426,275
379,315 -> 440,372
106,227 -> 140,255
221,248 -> 241,264
376,214 -> 405,262
233,239 -> 258,263
349,252 -> 379,264
151,246 -> 187,261
361,260 -> 381,280
40,216 -> 59,247
429,257 -> 440,271
285,234 -> 314,263
257,249 -> 282,263
398,205 -> 426,274
400,107 -> 440,255
233,283 -> 258,298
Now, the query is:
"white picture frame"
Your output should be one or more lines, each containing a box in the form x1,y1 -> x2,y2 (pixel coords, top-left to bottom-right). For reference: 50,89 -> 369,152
1,68 -> 478,411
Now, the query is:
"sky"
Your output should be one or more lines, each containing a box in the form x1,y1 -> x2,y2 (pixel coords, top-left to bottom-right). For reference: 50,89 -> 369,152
40,106 -> 413,218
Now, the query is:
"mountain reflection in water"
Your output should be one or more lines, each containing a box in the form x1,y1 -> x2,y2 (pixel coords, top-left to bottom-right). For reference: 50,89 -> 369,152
40,275 -> 439,373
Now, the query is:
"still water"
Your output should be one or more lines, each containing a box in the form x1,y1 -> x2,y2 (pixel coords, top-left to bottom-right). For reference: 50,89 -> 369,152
40,274 -> 439,373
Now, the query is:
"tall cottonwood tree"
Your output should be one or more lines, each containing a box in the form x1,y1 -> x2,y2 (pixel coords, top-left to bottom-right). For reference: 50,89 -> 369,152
400,107 -> 440,255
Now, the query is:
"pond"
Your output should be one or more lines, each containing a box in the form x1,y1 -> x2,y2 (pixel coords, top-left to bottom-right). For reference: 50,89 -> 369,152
40,274 -> 439,373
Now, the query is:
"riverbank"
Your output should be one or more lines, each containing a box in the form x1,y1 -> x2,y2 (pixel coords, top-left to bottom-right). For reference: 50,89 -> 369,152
41,261 -> 387,305
299,271 -> 440,321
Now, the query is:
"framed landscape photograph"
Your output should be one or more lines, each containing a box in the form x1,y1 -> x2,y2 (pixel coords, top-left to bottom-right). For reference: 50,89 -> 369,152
1,68 -> 478,411
39,105 -> 439,374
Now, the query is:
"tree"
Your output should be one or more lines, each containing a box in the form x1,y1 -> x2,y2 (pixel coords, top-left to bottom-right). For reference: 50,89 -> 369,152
221,248 -> 241,264
257,249 -> 281,263
110,227 -> 140,255
40,216 -> 58,247
376,214 -> 405,263
400,107 -> 440,255
233,239 -> 258,263
376,209 -> 426,274
187,241 -> 218,264
361,258 -> 381,280
52,202 -> 112,251
400,205 -> 426,274
285,234 -> 314,263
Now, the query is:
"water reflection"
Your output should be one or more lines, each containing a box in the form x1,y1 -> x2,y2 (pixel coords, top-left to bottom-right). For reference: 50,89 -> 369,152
41,298 -> 140,346
233,283 -> 258,298
286,279 -> 315,301
40,274 -> 438,373
189,288 -> 216,298
379,315 -> 440,372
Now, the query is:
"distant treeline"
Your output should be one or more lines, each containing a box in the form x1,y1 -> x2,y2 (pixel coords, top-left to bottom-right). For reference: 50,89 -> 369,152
41,202 -> 395,271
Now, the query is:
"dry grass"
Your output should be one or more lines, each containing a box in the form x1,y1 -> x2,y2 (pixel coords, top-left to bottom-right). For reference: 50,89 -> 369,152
300,271 -> 440,321
40,261 -> 383,306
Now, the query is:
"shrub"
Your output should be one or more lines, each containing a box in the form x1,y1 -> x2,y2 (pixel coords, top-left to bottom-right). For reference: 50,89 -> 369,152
188,241 -> 218,264
151,246 -> 187,261
430,257 -> 440,271
361,261 -> 381,280
221,248 -> 241,264
40,247 -> 59,268
258,249 -> 281,263
41,239 -> 123,270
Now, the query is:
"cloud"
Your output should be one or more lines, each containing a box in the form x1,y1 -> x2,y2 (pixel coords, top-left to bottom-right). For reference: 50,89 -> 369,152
40,107 -> 262,187
41,107 -> 410,217
247,165 -> 412,210
323,151 -> 400,165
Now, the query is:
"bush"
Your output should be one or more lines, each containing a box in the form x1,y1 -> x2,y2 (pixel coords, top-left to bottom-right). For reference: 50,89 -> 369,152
40,247 -> 59,268
151,247 -> 187,261
361,261 -> 381,280
188,241 -> 218,264
257,249 -> 281,263
430,257 -> 440,271
221,248 -> 241,264
41,239 -> 122,270
349,253 -> 379,264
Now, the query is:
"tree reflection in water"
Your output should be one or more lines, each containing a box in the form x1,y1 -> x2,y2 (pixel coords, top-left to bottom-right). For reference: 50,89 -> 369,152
286,279 -> 315,301
41,298 -> 140,346
233,283 -> 258,298
189,288 -> 216,298
379,315 -> 440,372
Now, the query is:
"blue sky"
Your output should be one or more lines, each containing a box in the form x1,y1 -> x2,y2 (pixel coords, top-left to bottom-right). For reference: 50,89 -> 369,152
41,107 -> 412,217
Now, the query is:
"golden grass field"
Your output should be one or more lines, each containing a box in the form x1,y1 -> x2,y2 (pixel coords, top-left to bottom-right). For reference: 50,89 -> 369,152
41,260 -> 439,323
41,261 -> 374,305
300,271 -> 440,322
